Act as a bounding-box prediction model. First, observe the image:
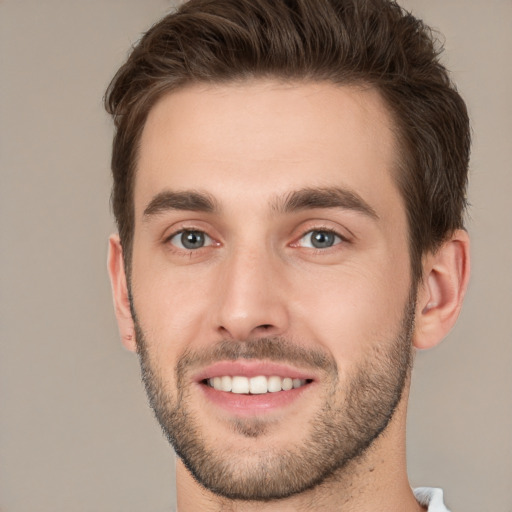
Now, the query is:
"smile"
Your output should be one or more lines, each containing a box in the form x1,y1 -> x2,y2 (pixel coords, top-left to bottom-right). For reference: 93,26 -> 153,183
196,362 -> 317,415
205,375 -> 311,394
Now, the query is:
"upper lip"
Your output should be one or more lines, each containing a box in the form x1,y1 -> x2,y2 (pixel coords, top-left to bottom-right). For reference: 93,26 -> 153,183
193,360 -> 317,383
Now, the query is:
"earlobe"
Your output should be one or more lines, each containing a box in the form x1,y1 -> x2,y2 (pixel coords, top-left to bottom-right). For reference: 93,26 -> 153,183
107,234 -> 137,352
413,229 -> 470,350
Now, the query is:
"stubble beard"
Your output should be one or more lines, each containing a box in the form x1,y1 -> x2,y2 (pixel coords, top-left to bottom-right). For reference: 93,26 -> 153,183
133,297 -> 415,502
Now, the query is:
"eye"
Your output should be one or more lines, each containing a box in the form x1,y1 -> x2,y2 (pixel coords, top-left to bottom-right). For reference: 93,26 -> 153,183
297,230 -> 342,249
168,230 -> 213,250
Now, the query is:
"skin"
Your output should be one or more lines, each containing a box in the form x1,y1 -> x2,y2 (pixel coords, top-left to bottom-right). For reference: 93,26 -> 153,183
108,80 -> 470,511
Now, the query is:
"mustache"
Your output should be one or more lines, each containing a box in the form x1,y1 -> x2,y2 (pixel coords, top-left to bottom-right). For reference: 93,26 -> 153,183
175,337 -> 339,380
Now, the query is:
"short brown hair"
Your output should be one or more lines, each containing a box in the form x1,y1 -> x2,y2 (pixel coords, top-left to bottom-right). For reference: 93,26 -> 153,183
105,0 -> 470,282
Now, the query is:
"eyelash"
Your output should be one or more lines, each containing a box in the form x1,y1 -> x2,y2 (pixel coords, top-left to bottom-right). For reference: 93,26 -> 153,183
163,227 -> 349,254
292,227 -> 348,250
164,228 -> 215,252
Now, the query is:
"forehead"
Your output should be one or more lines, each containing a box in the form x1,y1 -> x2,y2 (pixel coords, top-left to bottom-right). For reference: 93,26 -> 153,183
135,80 -> 401,218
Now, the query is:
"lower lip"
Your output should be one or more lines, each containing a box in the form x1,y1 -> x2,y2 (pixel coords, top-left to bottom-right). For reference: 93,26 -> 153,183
198,382 -> 313,416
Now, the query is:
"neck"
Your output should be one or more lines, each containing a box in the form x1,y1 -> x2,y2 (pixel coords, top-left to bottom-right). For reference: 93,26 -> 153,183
175,388 -> 425,512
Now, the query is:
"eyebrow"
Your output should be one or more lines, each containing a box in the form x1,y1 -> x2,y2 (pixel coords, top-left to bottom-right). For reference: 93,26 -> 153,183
143,190 -> 219,218
272,186 -> 379,220
142,186 -> 378,221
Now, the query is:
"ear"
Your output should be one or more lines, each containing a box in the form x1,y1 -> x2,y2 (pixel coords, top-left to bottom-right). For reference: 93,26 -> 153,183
107,234 -> 137,352
413,229 -> 470,350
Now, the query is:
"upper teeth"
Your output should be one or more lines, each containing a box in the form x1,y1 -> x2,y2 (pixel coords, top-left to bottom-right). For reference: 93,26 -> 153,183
207,376 -> 307,394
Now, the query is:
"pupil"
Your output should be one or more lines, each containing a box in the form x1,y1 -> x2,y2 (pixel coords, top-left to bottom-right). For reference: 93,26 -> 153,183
181,231 -> 204,249
311,231 -> 334,248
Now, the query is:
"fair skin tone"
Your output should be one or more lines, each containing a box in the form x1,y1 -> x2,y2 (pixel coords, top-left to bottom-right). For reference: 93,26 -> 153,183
108,81 -> 469,511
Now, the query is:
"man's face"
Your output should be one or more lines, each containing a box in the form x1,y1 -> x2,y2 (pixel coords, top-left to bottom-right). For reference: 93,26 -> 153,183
129,81 -> 415,500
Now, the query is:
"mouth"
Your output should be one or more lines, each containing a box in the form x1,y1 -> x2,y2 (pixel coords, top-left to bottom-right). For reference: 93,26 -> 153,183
203,375 -> 312,394
194,360 -> 316,415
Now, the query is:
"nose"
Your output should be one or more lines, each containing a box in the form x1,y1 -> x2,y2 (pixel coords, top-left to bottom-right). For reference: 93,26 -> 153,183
214,246 -> 289,341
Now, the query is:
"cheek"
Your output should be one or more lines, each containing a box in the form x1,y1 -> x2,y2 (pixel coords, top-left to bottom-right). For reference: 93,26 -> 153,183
131,260 -> 217,359
290,261 -> 410,364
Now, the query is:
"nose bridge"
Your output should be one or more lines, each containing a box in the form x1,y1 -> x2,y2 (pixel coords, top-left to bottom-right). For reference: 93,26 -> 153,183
215,240 -> 288,340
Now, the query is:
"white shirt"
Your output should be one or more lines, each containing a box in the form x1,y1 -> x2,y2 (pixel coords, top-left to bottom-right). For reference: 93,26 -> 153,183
414,487 -> 451,512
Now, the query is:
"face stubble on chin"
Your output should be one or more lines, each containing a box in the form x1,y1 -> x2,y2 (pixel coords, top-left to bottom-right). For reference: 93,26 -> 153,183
132,292 -> 415,502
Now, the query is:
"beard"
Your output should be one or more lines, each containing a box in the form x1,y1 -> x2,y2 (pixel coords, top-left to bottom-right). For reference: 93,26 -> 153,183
133,296 -> 415,502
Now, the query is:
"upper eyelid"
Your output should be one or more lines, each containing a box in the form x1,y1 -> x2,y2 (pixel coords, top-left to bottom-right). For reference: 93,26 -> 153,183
296,226 -> 350,242
167,228 -> 210,239
303,227 -> 345,237
163,224 -> 211,241
161,223 -> 352,246
291,215 -> 355,234
167,228 -> 209,238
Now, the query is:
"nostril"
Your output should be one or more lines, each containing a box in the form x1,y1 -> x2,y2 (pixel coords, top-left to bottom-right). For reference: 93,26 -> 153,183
259,324 -> 272,330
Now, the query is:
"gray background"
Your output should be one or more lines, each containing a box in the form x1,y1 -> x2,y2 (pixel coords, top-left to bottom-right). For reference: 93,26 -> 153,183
1,0 -> 510,510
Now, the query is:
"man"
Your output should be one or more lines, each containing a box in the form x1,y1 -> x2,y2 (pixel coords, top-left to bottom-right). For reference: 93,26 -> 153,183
105,0 -> 470,510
